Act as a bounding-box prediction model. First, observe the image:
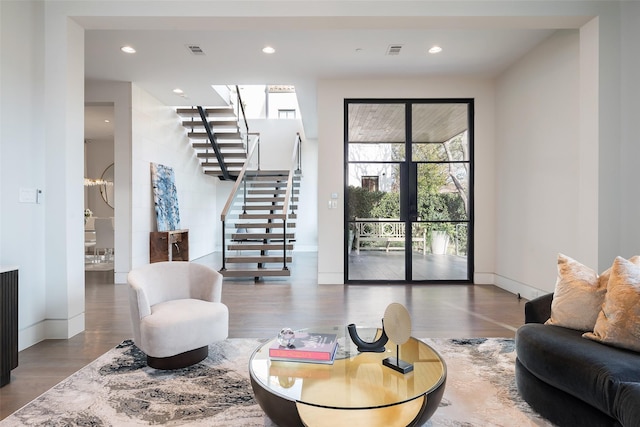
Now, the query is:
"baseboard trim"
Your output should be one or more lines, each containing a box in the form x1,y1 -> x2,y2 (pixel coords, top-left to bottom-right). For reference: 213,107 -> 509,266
318,272 -> 345,284
19,313 -> 85,351
493,274 -> 549,301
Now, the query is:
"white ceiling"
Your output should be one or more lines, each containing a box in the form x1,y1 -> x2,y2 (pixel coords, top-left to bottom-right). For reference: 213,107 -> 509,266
82,15 -> 586,140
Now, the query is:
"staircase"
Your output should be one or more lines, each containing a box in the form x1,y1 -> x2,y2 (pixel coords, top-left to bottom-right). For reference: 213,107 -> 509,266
221,169 -> 301,280
176,106 -> 248,180
176,98 -> 303,280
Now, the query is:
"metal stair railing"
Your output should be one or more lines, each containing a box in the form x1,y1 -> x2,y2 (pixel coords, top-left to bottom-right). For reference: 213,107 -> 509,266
219,133 -> 302,273
279,133 -> 303,270
219,136 -> 263,271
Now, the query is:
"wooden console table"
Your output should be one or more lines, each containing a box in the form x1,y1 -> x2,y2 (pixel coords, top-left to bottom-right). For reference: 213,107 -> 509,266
1,266 -> 18,387
150,229 -> 189,263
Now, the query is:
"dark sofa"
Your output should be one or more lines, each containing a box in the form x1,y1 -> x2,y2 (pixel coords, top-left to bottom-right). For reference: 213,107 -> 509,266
515,293 -> 640,427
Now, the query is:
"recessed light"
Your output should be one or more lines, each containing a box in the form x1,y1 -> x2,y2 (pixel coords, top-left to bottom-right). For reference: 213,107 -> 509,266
428,46 -> 443,54
262,46 -> 275,54
173,88 -> 184,94
120,46 -> 136,54
104,120 -> 110,123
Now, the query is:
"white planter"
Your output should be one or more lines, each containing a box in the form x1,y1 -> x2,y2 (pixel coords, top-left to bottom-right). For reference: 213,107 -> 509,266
430,231 -> 450,255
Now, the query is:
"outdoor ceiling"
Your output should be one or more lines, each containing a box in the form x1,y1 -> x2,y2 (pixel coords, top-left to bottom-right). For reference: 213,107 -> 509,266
80,14 -> 589,140
348,103 -> 468,144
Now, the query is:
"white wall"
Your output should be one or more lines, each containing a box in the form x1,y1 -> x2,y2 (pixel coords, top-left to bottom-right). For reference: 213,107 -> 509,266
494,30 -> 582,297
317,77 -> 496,284
620,2 -> 640,257
249,118 -> 317,251
130,85 -> 218,268
0,0 -> 48,350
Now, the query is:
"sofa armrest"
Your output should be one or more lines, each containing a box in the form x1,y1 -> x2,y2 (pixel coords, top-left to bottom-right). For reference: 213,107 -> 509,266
524,293 -> 554,324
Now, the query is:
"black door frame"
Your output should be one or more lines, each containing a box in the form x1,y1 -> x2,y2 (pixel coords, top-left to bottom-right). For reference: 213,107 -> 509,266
344,98 -> 474,284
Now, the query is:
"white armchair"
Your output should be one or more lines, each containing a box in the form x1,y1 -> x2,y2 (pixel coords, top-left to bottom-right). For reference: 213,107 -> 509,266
127,261 -> 229,369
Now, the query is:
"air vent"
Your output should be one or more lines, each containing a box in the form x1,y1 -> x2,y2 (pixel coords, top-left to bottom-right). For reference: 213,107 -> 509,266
386,44 -> 403,56
186,45 -> 205,55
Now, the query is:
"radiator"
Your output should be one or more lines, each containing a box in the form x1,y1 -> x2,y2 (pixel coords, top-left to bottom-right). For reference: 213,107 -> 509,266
0,268 -> 18,387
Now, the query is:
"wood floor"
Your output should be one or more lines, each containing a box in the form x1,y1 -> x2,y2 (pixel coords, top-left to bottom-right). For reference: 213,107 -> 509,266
0,252 -> 527,420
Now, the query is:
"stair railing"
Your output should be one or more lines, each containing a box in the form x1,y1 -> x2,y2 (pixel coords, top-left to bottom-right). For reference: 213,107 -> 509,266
279,134 -> 303,270
219,134 -> 264,270
234,85 -> 251,157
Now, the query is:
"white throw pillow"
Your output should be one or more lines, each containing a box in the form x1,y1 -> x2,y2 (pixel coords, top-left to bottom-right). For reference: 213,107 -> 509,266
544,253 -> 606,331
583,256 -> 640,352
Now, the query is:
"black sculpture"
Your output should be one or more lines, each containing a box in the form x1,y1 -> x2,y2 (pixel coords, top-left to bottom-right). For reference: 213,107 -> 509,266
347,321 -> 389,352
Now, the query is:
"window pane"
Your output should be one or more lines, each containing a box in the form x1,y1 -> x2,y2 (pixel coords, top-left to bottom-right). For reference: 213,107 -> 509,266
417,163 -> 469,221
348,103 -> 405,143
348,163 -> 399,193
411,103 -> 468,143
348,143 -> 405,162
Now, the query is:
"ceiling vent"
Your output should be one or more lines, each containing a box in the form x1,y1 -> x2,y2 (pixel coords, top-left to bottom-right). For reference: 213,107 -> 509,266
186,45 -> 205,55
386,44 -> 403,56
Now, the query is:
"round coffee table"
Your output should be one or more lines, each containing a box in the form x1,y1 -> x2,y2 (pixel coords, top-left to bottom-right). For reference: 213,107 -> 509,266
249,326 -> 446,427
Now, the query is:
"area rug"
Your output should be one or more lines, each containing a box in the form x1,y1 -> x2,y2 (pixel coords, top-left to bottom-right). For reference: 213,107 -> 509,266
0,338 -> 554,427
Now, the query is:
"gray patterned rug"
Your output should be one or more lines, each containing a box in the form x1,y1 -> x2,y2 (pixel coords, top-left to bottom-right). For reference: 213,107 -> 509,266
0,338 -> 553,427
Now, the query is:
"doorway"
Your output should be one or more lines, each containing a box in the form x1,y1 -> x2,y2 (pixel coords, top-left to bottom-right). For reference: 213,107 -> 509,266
345,99 -> 473,283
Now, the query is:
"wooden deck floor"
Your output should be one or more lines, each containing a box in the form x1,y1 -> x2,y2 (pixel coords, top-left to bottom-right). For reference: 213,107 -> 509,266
0,252 -> 526,420
348,250 -> 469,281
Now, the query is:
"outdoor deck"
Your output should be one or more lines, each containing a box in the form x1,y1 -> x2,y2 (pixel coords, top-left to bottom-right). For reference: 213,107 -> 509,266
348,250 -> 468,281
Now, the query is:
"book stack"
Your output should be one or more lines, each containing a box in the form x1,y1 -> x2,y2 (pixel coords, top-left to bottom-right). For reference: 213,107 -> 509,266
269,332 -> 339,364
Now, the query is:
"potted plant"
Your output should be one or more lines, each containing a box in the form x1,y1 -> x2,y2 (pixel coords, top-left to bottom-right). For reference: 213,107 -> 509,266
429,225 -> 450,255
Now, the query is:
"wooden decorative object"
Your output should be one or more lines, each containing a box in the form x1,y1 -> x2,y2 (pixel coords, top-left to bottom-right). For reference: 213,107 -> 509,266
150,229 -> 189,263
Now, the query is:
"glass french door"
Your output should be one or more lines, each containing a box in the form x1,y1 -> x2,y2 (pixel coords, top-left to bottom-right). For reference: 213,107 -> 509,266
345,99 -> 473,283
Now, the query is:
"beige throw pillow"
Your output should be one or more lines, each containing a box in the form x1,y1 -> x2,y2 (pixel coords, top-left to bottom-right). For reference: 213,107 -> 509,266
545,253 -> 606,331
583,256 -> 640,352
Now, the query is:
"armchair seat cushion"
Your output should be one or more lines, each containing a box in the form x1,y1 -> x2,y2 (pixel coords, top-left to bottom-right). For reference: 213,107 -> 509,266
141,299 -> 228,358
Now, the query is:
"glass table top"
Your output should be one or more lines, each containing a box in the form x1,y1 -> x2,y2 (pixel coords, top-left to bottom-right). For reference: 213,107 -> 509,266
249,326 -> 446,410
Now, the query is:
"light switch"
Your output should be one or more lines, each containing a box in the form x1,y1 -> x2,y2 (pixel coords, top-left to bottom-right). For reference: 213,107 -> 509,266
19,188 -> 37,203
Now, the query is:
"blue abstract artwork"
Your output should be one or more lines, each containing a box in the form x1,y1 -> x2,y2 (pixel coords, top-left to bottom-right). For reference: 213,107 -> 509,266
151,163 -> 181,231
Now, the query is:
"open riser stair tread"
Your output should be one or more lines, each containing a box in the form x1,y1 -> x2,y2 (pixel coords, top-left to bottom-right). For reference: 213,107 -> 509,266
221,268 -> 291,278
182,120 -> 239,128
234,222 -> 295,230
188,132 -> 242,140
192,142 -> 245,149
248,189 -> 299,195
239,213 -> 296,220
197,152 -> 247,159
249,182 -> 300,188
176,107 -> 236,117
227,243 -> 294,251
240,205 -> 298,211
244,196 -> 298,203
226,256 -> 293,263
230,212 -> 294,219
230,232 -> 295,239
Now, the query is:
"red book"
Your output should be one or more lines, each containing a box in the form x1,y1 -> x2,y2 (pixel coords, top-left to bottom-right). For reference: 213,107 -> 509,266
269,332 -> 338,364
